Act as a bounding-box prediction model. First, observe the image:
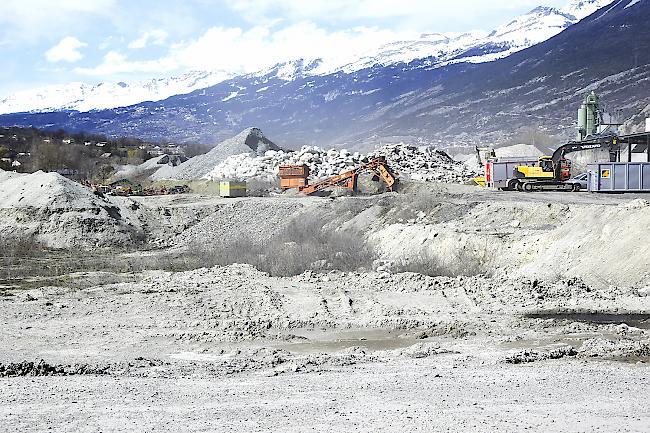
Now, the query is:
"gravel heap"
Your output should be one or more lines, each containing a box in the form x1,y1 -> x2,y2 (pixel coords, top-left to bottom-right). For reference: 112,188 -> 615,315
0,170 -> 141,248
0,170 -> 103,209
112,154 -> 188,181
152,127 -> 281,180
204,143 -> 475,183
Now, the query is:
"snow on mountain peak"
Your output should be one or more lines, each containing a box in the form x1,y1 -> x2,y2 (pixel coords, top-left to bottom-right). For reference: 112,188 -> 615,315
561,0 -> 613,20
0,0 -> 618,115
0,70 -> 232,115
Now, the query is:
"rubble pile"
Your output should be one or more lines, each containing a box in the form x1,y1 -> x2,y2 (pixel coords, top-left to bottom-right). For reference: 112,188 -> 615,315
370,144 -> 476,183
203,143 -> 475,183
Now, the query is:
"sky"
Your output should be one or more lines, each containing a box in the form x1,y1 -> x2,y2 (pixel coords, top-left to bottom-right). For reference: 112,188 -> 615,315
0,0 -> 572,97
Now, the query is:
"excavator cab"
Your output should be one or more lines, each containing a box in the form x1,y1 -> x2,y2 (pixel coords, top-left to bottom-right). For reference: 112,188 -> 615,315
539,156 -> 554,172
514,156 -> 571,182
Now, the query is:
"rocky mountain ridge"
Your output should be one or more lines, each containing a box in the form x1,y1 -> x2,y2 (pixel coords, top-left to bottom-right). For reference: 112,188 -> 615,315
0,0 -> 609,115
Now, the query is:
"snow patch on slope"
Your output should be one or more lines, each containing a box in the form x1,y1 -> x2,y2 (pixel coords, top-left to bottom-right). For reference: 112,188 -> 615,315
0,70 -> 232,114
0,0 -> 616,115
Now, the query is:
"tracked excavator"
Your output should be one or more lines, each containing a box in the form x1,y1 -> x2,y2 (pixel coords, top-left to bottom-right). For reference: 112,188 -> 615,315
281,156 -> 397,196
505,134 -> 620,192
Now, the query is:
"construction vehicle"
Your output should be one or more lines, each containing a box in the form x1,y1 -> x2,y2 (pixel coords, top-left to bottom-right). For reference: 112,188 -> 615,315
471,146 -> 496,186
279,157 -> 397,196
493,134 -> 620,192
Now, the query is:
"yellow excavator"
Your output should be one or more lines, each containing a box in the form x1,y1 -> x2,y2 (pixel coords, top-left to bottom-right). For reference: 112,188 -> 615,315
506,135 -> 619,191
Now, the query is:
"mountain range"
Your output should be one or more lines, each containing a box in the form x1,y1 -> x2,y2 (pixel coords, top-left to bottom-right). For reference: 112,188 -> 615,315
1,0 -> 648,152
0,0 -> 609,115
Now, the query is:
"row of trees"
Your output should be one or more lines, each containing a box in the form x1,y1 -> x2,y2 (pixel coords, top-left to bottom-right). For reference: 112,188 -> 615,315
1,127 -> 155,181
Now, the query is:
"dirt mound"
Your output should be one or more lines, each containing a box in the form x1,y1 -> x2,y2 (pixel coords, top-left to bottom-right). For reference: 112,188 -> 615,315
494,143 -> 544,157
152,127 -> 280,180
0,170 -> 100,209
0,171 -> 142,248
112,154 -> 188,181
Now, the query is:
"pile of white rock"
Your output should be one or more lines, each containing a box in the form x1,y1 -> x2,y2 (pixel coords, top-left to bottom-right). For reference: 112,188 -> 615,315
369,144 -> 476,183
203,143 -> 476,184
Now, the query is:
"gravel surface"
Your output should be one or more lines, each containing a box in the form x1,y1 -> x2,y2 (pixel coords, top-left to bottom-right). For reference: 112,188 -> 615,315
2,359 -> 648,432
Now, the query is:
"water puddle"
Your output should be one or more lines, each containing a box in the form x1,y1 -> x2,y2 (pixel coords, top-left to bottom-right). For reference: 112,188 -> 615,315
273,329 -> 420,354
524,312 -> 650,329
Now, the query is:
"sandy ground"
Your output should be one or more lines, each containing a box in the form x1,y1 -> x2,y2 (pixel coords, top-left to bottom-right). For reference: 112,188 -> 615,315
3,360 -> 649,433
1,263 -> 649,432
3,183 -> 650,432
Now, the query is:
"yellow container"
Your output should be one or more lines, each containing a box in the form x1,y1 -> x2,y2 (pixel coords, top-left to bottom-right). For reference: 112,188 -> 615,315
219,181 -> 247,198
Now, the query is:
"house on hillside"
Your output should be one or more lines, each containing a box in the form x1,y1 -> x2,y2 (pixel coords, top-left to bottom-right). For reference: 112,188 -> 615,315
149,145 -> 163,156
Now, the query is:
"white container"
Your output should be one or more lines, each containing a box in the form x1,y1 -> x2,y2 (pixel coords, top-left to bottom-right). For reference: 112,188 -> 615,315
645,117 -> 650,132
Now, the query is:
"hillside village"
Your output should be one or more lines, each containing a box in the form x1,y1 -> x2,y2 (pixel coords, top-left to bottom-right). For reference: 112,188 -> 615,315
0,126 -> 187,178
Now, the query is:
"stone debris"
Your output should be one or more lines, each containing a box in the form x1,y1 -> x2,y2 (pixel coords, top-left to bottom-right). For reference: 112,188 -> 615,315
203,143 -> 476,183
504,344 -> 578,364
577,338 -> 650,359
0,360 -> 111,377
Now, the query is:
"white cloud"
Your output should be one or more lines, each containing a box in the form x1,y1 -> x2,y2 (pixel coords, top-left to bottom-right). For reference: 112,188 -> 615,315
74,50 -> 177,75
76,21 -> 417,77
178,22 -> 416,72
128,30 -> 169,49
45,37 -> 88,63
224,0 -> 565,30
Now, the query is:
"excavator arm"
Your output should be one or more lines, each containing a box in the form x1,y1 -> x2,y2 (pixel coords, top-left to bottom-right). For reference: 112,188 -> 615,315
372,163 -> 396,191
551,134 -> 620,165
550,134 -> 620,180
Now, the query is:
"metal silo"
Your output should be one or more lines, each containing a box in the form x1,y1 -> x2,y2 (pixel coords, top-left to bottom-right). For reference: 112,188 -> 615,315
577,91 -> 601,141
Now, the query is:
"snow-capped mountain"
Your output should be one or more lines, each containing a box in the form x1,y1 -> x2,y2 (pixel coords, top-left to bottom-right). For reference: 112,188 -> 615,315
0,70 -> 232,115
561,0 -> 615,17
1,0 -> 646,150
0,0 -> 612,116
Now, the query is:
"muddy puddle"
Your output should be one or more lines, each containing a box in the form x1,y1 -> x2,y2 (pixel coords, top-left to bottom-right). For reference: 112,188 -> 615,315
525,312 -> 650,329
273,329 -> 422,354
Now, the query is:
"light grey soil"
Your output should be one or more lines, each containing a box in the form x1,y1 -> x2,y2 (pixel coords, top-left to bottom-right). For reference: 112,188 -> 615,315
2,183 -> 650,432
2,360 -> 649,433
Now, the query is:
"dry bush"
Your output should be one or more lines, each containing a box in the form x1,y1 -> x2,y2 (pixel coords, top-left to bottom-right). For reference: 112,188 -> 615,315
392,248 -> 490,277
245,178 -> 280,197
181,217 -> 375,276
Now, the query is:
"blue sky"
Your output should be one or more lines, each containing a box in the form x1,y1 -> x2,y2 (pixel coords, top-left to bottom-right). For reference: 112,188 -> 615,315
0,0 -> 571,96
